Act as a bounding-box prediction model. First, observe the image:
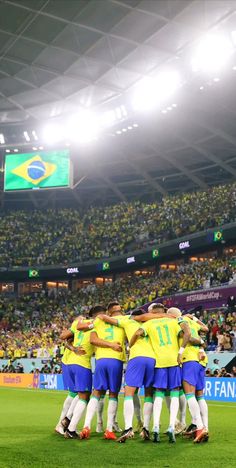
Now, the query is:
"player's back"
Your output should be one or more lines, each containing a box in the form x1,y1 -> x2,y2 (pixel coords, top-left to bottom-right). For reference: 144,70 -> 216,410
66,319 -> 94,369
143,317 -> 181,368
118,315 -> 156,360
179,316 -> 201,363
93,317 -> 126,361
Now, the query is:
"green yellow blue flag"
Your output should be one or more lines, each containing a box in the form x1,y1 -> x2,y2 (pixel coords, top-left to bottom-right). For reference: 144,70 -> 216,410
4,150 -> 70,191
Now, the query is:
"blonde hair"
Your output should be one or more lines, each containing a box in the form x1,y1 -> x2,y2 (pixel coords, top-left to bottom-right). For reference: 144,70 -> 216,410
167,307 -> 182,318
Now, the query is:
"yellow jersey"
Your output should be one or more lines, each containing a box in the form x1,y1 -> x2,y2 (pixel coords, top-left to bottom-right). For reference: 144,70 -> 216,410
93,317 -> 126,362
179,316 -> 201,363
66,319 -> 94,369
117,315 -> 156,361
142,317 -> 181,368
199,354 -> 208,368
61,347 -> 72,365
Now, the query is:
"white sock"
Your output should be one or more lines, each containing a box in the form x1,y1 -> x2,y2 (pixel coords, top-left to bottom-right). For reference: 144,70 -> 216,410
179,392 -> 187,425
66,395 -> 79,420
107,398 -> 118,431
169,393 -> 179,430
197,397 -> 208,431
153,392 -> 164,432
133,392 -> 142,423
124,397 -> 134,429
84,396 -> 99,429
186,394 -> 203,429
57,395 -> 74,425
143,398 -> 153,430
97,397 -> 105,424
68,399 -> 87,432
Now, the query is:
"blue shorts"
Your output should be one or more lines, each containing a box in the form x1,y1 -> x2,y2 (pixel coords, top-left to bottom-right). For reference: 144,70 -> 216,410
67,364 -> 92,393
93,358 -> 123,393
62,363 -> 70,391
125,357 -> 155,388
154,366 -> 181,390
182,361 -> 205,390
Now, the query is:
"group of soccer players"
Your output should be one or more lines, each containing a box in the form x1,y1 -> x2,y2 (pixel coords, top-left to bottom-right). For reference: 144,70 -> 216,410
55,301 -> 209,444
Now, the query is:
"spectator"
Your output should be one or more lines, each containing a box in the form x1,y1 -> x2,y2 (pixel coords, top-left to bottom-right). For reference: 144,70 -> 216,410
211,358 -> 220,374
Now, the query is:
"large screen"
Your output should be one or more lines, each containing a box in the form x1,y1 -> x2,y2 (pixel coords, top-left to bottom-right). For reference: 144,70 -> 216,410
4,149 -> 71,191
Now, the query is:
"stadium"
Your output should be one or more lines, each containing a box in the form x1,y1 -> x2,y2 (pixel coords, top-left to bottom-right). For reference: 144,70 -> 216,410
0,0 -> 236,467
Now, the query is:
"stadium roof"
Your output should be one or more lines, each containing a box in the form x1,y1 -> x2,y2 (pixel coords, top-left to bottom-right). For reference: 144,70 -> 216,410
1,0 -> 236,207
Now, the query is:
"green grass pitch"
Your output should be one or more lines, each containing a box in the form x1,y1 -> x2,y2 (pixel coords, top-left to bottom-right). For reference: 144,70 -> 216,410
0,387 -> 235,468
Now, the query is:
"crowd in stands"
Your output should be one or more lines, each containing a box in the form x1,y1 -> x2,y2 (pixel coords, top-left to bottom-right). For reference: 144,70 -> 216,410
0,254 -> 236,363
0,182 -> 236,267
0,182 -> 236,373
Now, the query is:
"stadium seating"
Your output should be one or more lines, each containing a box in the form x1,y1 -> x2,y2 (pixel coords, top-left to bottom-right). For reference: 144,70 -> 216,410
0,182 -> 236,267
0,254 -> 235,362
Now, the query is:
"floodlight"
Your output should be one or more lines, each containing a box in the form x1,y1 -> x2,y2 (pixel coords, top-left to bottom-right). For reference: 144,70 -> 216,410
42,124 -> 63,144
100,110 -> 116,128
66,111 -> 101,143
155,70 -> 181,99
191,34 -> 233,73
0,133 -> 5,144
132,71 -> 181,111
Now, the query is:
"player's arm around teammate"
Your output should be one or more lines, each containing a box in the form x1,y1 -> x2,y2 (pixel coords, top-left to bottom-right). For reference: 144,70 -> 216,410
61,309 -> 99,439
80,302 -> 126,441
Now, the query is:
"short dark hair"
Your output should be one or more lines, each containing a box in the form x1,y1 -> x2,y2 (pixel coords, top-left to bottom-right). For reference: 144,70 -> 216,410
150,303 -> 166,311
89,305 -> 106,317
131,308 -> 145,316
107,301 -> 120,311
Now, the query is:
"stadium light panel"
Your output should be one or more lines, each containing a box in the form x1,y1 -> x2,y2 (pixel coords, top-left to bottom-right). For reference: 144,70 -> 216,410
132,71 -> 181,112
32,130 -> 38,141
191,34 -> 233,73
66,111 -> 101,144
132,77 -> 159,111
0,133 -> 5,144
23,131 -> 30,142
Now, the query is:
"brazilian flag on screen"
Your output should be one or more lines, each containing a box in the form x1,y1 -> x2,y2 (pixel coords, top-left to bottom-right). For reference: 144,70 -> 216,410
4,149 -> 70,191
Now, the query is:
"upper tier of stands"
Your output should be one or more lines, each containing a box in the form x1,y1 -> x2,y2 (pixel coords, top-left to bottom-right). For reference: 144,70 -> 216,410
0,182 -> 236,267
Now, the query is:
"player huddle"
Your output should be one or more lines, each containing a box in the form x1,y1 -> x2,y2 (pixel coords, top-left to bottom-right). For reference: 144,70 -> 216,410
55,302 -> 209,444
